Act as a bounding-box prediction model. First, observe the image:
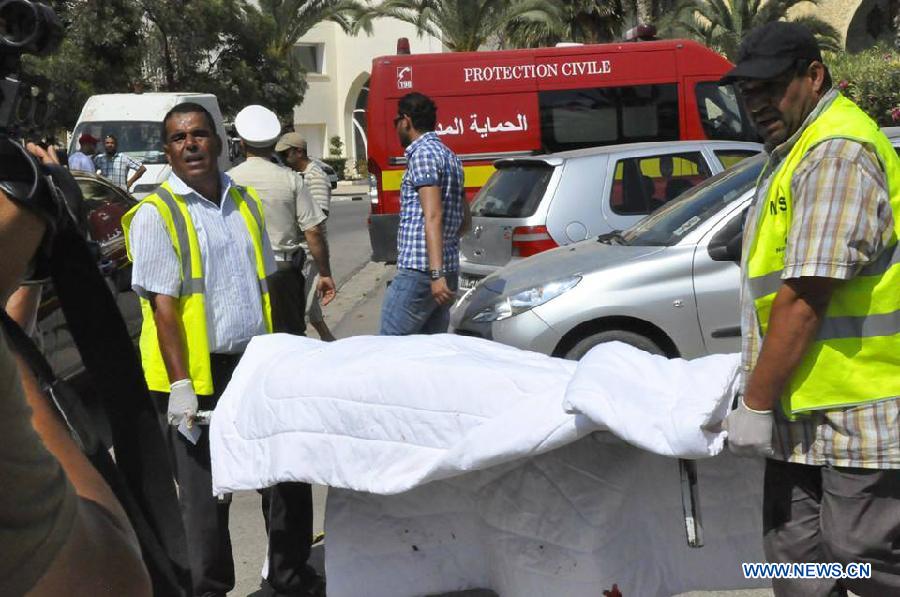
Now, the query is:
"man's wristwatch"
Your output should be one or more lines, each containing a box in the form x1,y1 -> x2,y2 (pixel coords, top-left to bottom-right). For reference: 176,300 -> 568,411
429,269 -> 444,281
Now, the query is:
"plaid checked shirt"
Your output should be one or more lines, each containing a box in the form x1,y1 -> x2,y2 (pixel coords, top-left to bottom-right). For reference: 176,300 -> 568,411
94,152 -> 142,189
396,132 -> 465,272
741,90 -> 899,468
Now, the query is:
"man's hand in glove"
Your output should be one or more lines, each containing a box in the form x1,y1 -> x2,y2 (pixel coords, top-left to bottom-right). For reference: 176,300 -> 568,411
167,378 -> 198,426
723,396 -> 774,457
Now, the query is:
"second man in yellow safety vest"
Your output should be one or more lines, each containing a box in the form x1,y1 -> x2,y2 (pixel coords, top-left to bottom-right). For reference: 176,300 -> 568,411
722,23 -> 900,595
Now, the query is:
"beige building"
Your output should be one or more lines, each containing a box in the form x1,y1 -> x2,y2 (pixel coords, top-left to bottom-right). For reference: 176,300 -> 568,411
793,0 -> 898,52
292,20 -> 443,171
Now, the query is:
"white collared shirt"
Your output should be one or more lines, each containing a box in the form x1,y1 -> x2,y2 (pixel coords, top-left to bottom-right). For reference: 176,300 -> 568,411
129,172 -> 277,354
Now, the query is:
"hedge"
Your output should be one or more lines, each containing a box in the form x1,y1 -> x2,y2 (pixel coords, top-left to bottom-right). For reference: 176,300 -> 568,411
827,44 -> 900,126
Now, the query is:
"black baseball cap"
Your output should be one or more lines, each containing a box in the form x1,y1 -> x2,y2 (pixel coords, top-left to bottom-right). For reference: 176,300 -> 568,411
720,22 -> 822,84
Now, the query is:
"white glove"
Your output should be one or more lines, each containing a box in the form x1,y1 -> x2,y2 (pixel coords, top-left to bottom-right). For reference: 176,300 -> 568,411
723,396 -> 774,458
167,379 -> 198,426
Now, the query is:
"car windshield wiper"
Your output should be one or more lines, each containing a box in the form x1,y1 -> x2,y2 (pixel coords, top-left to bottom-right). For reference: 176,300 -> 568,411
597,231 -> 626,245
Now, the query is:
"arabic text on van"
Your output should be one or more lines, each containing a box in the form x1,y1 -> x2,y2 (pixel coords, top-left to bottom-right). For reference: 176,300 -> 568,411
463,60 -> 612,83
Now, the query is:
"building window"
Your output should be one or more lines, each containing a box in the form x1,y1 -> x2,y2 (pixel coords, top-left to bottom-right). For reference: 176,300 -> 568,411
293,43 -> 325,74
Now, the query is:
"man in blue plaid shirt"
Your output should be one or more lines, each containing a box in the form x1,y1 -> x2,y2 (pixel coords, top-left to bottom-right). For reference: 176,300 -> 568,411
380,92 -> 470,335
94,134 -> 146,191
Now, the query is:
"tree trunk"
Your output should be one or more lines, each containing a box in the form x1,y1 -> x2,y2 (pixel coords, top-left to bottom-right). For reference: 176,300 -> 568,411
636,0 -> 653,24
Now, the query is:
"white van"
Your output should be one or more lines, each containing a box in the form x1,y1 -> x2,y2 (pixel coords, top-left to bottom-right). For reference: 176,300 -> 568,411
70,93 -> 232,198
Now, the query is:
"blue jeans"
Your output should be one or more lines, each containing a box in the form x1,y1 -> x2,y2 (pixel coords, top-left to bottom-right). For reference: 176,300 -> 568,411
379,268 -> 459,335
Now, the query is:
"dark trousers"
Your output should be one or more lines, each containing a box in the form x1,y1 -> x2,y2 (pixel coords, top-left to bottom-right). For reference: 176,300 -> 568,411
763,458 -> 900,597
153,354 -> 242,597
154,354 -> 318,596
268,261 -> 306,335
259,482 -> 317,595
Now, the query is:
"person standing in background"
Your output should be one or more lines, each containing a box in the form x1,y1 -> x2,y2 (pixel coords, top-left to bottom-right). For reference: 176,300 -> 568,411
276,131 -> 337,341
94,134 -> 146,191
68,133 -> 98,173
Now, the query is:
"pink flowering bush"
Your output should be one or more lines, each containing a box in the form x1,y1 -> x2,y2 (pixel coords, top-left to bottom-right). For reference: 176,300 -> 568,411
827,44 -> 900,126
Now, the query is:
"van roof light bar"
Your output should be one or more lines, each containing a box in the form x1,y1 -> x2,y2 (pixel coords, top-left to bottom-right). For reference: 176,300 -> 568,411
624,24 -> 658,42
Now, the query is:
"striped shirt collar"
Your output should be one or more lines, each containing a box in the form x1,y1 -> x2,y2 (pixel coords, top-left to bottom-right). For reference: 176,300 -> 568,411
166,170 -> 235,207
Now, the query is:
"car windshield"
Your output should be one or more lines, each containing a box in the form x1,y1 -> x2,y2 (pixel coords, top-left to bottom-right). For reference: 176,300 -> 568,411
70,121 -> 168,165
621,154 -> 764,246
471,162 -> 554,218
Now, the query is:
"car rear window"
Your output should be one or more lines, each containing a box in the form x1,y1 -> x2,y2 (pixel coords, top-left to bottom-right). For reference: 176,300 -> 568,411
471,163 -> 554,218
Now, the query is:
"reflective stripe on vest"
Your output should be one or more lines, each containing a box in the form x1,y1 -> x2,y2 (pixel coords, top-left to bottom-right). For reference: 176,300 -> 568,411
122,182 -> 273,395
746,94 -> 900,416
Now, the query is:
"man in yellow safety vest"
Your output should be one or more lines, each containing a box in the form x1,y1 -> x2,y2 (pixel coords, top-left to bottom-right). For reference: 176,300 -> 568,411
721,22 -> 900,596
123,102 -> 276,597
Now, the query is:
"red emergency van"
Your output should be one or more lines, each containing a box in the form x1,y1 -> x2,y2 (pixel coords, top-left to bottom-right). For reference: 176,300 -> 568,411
367,39 -> 756,262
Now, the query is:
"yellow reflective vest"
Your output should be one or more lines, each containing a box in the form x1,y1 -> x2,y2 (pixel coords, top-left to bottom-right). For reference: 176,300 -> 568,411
122,182 -> 273,395
746,94 -> 900,416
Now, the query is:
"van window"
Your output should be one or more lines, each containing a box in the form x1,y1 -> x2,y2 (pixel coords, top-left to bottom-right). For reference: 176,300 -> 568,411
539,84 -> 679,152
696,83 -> 757,141
71,121 -> 168,164
471,163 -> 554,218
610,152 -> 710,216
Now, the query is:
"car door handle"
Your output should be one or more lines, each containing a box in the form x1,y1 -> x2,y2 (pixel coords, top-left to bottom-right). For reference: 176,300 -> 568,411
711,326 -> 741,338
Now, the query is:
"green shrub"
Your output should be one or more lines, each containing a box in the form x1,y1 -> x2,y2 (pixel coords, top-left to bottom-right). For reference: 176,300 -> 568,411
827,44 -> 900,126
328,135 -> 345,158
322,158 -> 347,180
355,158 -> 369,178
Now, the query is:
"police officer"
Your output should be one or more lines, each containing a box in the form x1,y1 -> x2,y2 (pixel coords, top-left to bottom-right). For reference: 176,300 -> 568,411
722,23 -> 900,596
229,106 -> 335,335
123,102 -> 277,597
227,105 -> 330,596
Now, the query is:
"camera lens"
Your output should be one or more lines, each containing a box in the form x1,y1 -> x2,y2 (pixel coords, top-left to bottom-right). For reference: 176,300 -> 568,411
0,0 -> 39,49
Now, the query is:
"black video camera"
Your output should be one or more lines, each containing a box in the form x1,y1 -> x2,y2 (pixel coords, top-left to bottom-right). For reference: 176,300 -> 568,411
0,0 -> 77,282
1,0 -> 62,132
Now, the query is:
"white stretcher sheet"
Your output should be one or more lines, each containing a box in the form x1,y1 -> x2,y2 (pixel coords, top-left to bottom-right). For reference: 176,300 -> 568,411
210,334 -> 766,596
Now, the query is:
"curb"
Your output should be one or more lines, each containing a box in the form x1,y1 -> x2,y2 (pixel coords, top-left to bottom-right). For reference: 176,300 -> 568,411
323,261 -> 391,330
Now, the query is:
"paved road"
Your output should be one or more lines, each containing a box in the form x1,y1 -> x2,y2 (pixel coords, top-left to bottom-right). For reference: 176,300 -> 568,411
326,195 -> 372,287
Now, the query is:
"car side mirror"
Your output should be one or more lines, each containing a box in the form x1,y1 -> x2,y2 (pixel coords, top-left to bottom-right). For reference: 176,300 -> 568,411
708,210 -> 745,262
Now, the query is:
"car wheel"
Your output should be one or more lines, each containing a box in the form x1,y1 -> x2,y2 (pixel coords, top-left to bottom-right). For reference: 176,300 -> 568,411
564,330 -> 664,361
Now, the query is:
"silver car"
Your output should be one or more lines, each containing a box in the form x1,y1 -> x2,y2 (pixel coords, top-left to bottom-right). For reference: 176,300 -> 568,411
459,140 -> 762,291
452,130 -> 900,360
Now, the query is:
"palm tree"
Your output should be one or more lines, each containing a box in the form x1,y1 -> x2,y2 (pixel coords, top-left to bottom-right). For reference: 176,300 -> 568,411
671,0 -> 842,60
501,0 -> 625,47
356,0 -> 563,52
258,0 -> 372,62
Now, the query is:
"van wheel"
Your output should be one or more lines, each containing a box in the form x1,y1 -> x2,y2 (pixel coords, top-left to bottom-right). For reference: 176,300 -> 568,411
564,330 -> 664,361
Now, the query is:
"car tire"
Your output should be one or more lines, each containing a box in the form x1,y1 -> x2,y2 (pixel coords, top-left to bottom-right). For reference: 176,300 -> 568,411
564,330 -> 664,361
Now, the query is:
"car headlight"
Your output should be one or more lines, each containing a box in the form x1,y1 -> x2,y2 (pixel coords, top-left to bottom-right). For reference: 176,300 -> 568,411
470,275 -> 581,323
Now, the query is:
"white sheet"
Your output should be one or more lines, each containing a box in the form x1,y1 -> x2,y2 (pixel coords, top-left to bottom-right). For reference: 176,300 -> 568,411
210,334 -> 766,596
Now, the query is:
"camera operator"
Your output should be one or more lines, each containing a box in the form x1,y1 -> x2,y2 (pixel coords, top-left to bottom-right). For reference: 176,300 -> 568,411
0,144 -> 151,596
